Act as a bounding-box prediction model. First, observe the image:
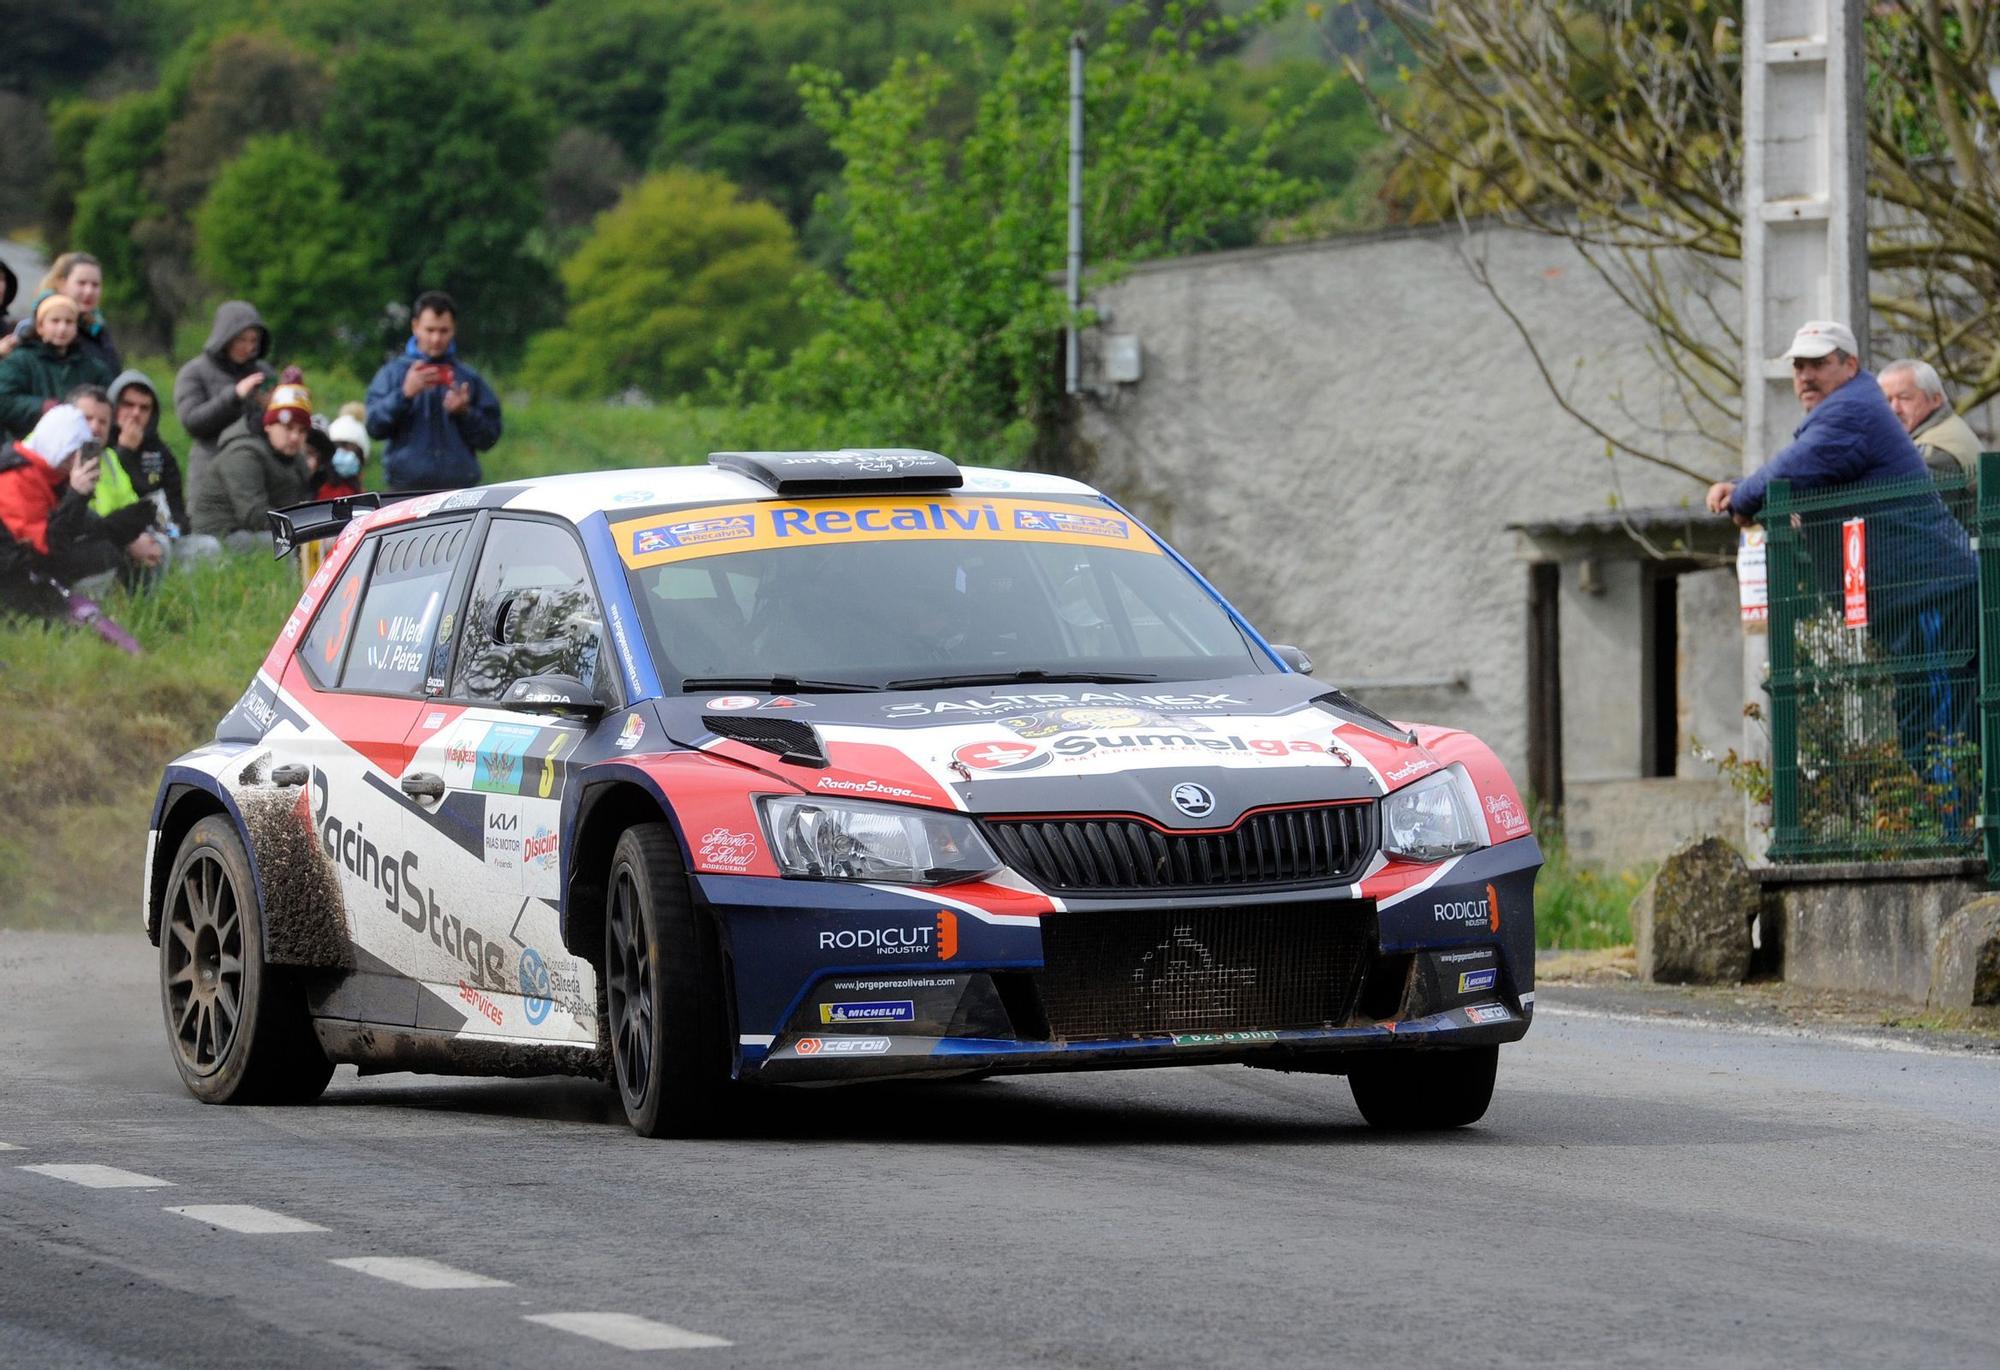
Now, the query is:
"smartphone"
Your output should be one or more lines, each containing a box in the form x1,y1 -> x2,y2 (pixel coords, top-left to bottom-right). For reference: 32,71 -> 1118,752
430,363 -> 455,388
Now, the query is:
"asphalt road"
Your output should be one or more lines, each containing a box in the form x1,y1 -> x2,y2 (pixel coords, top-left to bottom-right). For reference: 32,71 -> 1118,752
3,930 -> 1997,1369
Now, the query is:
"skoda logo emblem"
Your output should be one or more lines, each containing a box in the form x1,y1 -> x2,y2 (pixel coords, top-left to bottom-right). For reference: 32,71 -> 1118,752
1170,783 -> 1215,818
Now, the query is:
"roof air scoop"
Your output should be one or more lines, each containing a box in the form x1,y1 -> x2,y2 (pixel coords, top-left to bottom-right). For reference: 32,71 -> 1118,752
708,449 -> 962,496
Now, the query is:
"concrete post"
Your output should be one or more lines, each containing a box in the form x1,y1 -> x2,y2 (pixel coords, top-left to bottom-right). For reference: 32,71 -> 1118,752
1739,0 -> 1868,858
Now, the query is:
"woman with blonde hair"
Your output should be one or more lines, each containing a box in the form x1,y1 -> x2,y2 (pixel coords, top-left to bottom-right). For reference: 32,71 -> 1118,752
32,252 -> 121,372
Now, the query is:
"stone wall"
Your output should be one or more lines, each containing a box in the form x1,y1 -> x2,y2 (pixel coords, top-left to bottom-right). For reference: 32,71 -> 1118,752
1073,223 -> 1729,782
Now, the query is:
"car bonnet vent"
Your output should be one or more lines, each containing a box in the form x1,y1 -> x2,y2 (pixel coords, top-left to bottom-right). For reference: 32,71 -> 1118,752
1312,689 -> 1416,744
701,715 -> 829,768
708,449 -> 962,496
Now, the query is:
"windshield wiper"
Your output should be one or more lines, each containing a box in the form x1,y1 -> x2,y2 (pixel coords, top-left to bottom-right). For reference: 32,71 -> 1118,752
680,675 -> 882,695
885,668 -> 1161,691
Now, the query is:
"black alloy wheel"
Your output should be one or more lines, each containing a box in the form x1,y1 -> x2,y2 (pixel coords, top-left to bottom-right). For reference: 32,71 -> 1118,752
603,823 -> 731,1137
160,815 -> 332,1105
1347,1044 -> 1498,1130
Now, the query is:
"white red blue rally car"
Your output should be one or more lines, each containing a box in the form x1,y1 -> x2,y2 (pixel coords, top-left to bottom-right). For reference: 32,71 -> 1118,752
146,450 -> 1539,1135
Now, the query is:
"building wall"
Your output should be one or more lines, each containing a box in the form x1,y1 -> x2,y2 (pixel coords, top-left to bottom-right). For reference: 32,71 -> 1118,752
1073,224 -> 1727,782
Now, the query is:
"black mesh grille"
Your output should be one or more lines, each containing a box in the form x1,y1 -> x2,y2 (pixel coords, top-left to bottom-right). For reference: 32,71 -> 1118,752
984,803 -> 1375,894
1035,903 -> 1372,1040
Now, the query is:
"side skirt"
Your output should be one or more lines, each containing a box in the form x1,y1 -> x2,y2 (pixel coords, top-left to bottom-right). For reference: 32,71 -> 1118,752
313,1019 -> 605,1080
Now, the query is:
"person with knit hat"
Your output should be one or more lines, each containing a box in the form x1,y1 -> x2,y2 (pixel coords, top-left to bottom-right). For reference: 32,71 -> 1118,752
190,372 -> 314,551
0,403 -> 162,606
29,253 -> 120,373
0,294 -> 117,441
318,411 -> 370,500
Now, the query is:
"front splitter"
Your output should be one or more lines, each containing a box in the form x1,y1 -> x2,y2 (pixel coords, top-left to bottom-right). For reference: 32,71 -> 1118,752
745,1000 -> 1533,1082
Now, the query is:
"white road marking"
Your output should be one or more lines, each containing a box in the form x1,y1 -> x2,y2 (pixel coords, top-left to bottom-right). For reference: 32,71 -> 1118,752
166,1205 -> 328,1234
1541,1004 -> 2000,1062
18,1164 -> 173,1189
0,1142 -> 20,1150
524,1312 -> 732,1351
328,1256 -> 512,1290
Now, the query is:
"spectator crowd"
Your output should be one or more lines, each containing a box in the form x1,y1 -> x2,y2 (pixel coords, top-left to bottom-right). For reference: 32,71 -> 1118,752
0,255 -> 502,632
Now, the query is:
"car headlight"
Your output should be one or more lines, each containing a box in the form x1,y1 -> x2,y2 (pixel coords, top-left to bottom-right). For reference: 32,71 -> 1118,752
1381,770 -> 1486,863
759,796 -> 1002,884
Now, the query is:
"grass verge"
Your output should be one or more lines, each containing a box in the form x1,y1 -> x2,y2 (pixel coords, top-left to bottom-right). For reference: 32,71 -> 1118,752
1533,821 -> 1651,950
0,554 -> 300,930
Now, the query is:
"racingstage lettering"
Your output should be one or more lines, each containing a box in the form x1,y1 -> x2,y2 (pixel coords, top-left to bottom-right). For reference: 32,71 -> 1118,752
311,769 -> 507,990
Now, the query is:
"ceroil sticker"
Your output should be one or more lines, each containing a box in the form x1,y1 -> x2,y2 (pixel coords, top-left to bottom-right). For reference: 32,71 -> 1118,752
1464,1004 -> 1511,1025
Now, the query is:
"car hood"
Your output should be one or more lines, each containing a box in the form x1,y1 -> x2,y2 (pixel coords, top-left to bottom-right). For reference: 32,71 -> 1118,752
653,674 -> 1444,828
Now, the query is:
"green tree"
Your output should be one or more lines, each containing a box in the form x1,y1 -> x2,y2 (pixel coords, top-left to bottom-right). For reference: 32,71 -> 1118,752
515,0 -> 688,165
525,168 -> 810,398
69,89 -> 173,336
322,39 -> 556,361
754,0 -> 1313,463
194,134 -> 389,363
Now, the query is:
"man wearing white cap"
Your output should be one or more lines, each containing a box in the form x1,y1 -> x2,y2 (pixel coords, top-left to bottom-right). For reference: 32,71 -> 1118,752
1704,320 -> 1936,525
1707,320 -> 1976,826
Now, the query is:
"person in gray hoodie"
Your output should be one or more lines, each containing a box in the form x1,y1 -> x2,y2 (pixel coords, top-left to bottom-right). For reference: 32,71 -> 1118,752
174,300 -> 273,509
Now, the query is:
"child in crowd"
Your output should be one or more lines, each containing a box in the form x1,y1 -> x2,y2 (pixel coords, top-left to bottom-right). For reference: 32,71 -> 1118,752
0,295 -> 116,441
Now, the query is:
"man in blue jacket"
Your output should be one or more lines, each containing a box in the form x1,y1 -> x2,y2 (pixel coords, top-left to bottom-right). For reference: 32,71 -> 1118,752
364,291 -> 502,490
1708,319 -> 1977,830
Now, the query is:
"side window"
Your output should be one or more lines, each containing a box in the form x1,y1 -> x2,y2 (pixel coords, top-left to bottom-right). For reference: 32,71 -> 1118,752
299,545 -> 372,688
452,519 -> 609,703
340,522 -> 470,695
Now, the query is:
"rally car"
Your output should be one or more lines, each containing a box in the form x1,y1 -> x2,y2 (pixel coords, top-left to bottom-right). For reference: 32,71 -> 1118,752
146,450 -> 1540,1136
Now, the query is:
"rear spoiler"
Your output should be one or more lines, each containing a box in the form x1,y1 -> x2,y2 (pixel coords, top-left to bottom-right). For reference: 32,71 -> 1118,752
267,490 -> 438,559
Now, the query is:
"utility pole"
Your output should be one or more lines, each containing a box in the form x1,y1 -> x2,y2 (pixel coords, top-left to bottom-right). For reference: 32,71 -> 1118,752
1739,0 -> 1867,858
1065,31 -> 1085,398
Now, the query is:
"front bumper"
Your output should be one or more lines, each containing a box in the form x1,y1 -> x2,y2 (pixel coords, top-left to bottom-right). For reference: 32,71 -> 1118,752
699,837 -> 1541,1084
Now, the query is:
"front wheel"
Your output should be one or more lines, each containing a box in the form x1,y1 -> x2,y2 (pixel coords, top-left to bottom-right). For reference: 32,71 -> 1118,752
604,823 -> 731,1137
160,815 -> 332,1105
1347,1045 -> 1497,1130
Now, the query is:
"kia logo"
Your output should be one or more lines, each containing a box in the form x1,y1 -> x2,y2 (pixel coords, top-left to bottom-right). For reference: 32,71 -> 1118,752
1170,782 -> 1215,818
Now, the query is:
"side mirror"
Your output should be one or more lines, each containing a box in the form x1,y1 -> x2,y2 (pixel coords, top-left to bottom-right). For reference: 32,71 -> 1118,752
1271,643 -> 1315,675
500,673 -> 604,718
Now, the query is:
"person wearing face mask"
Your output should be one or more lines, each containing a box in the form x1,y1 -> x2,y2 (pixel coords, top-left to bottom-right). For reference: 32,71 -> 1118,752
189,379 -> 315,552
318,412 -> 369,499
0,294 -> 117,441
25,253 -> 121,372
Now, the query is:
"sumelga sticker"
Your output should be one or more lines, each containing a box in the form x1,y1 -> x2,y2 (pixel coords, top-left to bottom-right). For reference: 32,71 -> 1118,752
612,497 -> 1165,568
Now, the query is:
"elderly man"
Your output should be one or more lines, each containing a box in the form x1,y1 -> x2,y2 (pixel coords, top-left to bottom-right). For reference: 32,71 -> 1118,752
1879,357 -> 1981,493
1708,320 -> 1976,830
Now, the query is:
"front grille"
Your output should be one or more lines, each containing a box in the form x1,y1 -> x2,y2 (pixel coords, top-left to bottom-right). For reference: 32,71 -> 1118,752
985,803 -> 1375,894
1035,904 -> 1372,1040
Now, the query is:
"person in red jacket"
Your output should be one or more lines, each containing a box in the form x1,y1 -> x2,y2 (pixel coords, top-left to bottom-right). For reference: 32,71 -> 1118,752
0,403 -> 161,599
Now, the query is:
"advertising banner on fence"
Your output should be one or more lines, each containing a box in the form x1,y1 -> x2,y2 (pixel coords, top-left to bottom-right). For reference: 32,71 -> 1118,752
1842,517 -> 1867,628
1738,527 -> 1767,626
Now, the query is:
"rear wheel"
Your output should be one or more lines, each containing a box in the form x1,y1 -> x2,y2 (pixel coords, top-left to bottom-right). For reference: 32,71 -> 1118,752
160,815 -> 333,1105
1347,1045 -> 1497,1130
604,823 -> 731,1137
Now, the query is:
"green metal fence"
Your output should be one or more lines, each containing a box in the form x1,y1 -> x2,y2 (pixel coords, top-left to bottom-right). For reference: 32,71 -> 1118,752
1764,464 -> 1979,863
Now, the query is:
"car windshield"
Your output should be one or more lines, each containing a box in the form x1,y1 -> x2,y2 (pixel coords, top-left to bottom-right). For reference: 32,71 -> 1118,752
618,500 -> 1269,691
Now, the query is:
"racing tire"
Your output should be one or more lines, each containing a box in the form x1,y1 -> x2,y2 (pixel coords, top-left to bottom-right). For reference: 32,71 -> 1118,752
604,823 -> 732,1137
160,815 -> 334,1105
1347,1045 -> 1497,1130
